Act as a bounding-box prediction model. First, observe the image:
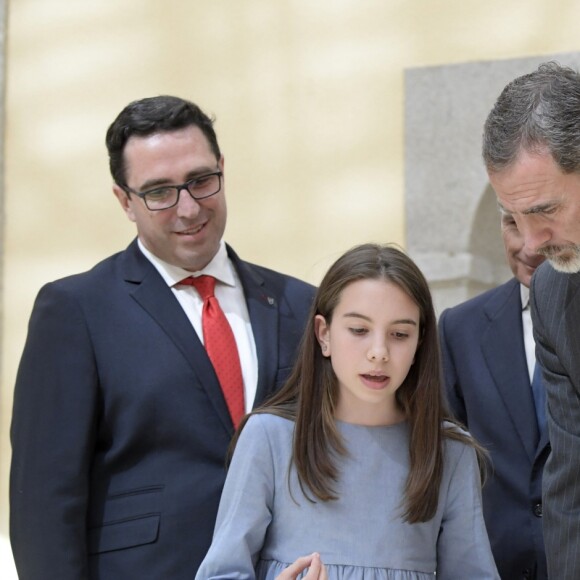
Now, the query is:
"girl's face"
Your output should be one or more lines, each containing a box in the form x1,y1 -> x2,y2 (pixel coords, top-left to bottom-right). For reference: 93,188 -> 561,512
315,278 -> 420,426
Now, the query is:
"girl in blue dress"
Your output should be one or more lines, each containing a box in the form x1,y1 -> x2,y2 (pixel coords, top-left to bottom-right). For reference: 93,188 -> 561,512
197,244 -> 499,579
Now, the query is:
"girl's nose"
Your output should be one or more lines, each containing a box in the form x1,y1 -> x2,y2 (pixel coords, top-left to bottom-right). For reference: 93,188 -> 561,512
367,344 -> 389,362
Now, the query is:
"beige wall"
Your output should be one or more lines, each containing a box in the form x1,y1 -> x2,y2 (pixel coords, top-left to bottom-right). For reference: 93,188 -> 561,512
3,0 -> 580,574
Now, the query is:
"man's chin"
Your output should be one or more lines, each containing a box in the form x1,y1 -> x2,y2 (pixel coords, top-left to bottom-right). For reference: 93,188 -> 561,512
549,255 -> 580,274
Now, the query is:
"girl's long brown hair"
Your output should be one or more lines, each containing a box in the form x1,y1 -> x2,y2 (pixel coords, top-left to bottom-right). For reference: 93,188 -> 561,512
231,243 -> 485,523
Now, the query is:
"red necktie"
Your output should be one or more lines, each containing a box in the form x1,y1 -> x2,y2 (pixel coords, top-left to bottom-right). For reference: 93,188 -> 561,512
179,275 -> 245,428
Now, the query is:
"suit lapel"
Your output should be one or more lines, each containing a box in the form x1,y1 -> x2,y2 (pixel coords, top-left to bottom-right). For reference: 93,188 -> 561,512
481,278 -> 539,460
121,240 -> 233,435
227,246 -> 279,407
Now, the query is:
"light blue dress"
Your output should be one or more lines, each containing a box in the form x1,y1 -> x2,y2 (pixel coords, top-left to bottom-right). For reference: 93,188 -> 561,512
196,414 -> 499,579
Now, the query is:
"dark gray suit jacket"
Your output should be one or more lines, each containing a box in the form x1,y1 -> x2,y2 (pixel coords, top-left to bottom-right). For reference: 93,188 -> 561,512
10,240 -> 316,579
531,262 -> 580,580
439,277 -> 549,580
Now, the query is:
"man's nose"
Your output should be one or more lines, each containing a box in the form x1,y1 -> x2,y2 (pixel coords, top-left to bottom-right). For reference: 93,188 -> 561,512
175,188 -> 201,218
521,221 -> 552,254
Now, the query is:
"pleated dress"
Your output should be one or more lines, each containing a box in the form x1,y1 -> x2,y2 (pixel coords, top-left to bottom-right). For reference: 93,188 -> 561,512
196,413 -> 499,579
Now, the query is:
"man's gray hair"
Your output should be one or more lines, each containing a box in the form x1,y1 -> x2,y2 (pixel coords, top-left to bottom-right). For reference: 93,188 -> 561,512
483,61 -> 580,174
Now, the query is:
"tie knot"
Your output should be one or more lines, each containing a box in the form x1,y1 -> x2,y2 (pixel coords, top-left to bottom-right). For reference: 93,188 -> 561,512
180,275 -> 216,300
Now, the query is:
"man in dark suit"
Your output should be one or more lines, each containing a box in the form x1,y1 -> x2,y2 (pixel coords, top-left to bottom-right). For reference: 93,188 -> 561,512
9,96 -> 316,579
439,212 -> 548,579
483,61 -> 580,579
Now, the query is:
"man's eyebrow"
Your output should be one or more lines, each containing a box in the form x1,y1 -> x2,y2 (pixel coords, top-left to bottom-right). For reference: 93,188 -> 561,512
138,177 -> 173,191
497,200 -> 558,216
138,166 -> 219,191
521,201 -> 559,215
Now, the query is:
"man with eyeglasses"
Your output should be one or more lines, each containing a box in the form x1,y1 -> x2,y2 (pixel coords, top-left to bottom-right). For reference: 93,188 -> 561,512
9,96 -> 316,579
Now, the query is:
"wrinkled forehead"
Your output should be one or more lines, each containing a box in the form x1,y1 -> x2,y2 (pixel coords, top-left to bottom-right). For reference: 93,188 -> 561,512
490,150 -> 571,213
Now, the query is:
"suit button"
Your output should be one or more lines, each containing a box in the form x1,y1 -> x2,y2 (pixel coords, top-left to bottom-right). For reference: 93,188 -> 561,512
533,502 -> 543,517
522,569 -> 532,579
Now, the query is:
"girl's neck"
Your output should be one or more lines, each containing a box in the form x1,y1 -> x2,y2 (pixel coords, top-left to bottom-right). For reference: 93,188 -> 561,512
334,404 -> 406,427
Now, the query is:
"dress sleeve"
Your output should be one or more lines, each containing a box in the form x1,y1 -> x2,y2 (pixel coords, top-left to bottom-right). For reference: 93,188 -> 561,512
436,443 -> 500,580
196,414 -> 276,580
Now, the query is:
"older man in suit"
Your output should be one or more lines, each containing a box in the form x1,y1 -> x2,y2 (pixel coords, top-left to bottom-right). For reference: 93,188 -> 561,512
439,212 -> 548,579
9,96 -> 316,579
483,61 -> 580,579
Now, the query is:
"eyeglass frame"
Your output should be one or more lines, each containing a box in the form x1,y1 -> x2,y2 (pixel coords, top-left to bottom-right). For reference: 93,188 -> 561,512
121,170 -> 223,211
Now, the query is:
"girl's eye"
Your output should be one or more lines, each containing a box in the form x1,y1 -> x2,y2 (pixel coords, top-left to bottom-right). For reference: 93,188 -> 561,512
392,332 -> 408,339
349,327 -> 367,335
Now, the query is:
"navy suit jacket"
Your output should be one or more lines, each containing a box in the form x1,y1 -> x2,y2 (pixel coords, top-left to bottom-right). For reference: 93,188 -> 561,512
439,277 -> 549,580
10,240 -> 316,579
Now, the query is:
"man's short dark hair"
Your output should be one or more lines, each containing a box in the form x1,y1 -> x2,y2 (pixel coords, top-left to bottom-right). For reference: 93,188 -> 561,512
106,96 -> 221,185
483,61 -> 580,174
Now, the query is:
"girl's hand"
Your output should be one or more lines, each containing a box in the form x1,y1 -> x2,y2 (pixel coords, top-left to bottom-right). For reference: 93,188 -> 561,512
275,552 -> 327,580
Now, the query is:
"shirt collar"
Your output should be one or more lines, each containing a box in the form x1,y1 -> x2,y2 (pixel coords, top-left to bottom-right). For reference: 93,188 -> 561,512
520,283 -> 530,311
137,239 -> 236,288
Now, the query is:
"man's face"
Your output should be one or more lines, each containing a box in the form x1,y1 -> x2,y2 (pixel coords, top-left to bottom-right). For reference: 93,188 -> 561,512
113,126 -> 227,272
501,213 -> 546,287
490,150 -> 580,273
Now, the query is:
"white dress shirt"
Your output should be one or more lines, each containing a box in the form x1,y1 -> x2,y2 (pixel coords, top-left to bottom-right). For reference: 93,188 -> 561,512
521,284 -> 535,384
138,239 -> 258,411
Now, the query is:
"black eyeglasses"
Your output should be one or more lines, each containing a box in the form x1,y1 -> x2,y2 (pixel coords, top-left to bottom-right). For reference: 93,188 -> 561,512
122,171 -> 223,211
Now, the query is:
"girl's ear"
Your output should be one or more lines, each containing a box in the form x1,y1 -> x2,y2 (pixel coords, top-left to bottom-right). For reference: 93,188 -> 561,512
314,314 -> 331,357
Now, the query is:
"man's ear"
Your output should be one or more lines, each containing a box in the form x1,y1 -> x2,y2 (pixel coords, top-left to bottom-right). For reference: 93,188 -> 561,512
314,314 -> 331,357
113,184 -> 137,223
